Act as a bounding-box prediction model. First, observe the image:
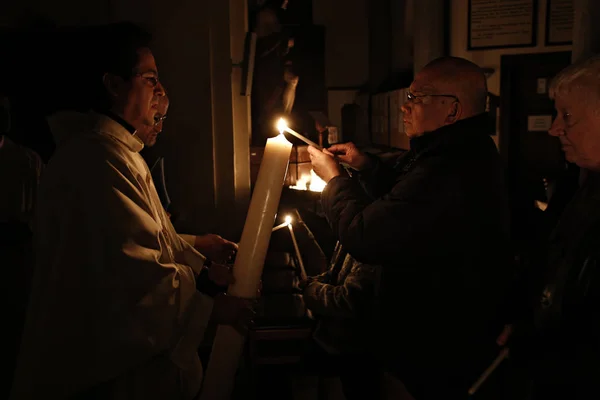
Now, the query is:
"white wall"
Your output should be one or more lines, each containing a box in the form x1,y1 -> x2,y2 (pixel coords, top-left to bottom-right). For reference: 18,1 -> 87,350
450,0 -> 572,96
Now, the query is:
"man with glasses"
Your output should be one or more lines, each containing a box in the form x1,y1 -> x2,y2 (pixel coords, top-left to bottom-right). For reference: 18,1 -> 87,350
308,57 -> 512,399
11,23 -> 254,400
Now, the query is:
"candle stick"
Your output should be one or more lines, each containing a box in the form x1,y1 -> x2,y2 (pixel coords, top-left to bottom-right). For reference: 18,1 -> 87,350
200,132 -> 293,400
287,222 -> 307,281
272,215 -> 292,232
277,118 -> 322,150
272,221 -> 288,232
468,347 -> 510,396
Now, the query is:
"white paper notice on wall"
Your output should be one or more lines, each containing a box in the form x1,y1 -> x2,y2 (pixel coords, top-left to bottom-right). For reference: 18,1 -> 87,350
527,115 -> 553,132
537,78 -> 547,94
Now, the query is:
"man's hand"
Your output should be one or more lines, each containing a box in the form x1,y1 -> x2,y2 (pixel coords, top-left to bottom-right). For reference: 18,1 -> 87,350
327,142 -> 371,171
307,146 -> 343,183
194,234 -> 238,263
207,262 -> 235,287
298,279 -> 311,291
212,293 -> 257,335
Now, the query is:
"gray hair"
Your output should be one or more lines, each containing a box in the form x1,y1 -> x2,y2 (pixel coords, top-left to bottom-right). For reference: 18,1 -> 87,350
549,54 -> 600,101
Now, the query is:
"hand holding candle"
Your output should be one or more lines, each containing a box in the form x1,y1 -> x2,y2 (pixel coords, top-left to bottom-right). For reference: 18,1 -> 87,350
307,145 -> 344,183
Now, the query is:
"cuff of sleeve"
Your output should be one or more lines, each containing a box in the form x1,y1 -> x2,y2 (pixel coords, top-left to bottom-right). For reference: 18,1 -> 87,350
323,175 -> 352,196
180,240 -> 206,276
303,281 -> 324,309
356,153 -> 381,178
179,233 -> 196,247
322,175 -> 353,210
196,267 -> 227,297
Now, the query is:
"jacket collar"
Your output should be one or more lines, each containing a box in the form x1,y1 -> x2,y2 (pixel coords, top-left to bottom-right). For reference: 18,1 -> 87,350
409,113 -> 492,154
92,112 -> 144,153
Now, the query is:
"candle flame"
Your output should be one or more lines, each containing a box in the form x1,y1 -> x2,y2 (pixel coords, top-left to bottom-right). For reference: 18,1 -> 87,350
284,215 -> 292,224
277,118 -> 288,134
289,169 -> 327,192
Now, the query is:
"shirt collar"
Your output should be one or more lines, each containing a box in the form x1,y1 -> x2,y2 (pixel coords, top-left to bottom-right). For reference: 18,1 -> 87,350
100,110 -> 137,135
92,112 -> 144,153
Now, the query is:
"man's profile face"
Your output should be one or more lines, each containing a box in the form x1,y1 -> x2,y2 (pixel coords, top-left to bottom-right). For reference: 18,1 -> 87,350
549,91 -> 600,171
137,98 -> 168,147
401,70 -> 457,138
111,47 -> 165,133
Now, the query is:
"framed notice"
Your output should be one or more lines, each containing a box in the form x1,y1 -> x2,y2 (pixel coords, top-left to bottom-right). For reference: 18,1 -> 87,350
468,0 -> 537,50
546,0 -> 574,45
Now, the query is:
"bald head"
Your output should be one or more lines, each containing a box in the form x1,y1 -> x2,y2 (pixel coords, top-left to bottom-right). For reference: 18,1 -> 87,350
420,57 -> 488,118
401,57 -> 488,137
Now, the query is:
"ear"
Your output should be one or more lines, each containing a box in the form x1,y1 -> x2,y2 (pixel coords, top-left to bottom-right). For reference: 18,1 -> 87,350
102,73 -> 123,98
446,101 -> 461,124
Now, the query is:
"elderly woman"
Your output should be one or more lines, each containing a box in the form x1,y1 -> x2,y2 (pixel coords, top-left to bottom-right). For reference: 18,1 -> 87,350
521,55 -> 600,400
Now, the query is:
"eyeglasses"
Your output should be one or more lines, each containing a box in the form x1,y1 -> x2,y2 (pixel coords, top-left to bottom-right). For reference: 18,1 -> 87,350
406,91 -> 459,104
154,115 -> 167,125
134,73 -> 160,88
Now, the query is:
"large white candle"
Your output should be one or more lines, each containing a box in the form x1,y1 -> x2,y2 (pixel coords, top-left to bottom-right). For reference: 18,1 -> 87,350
200,132 -> 293,400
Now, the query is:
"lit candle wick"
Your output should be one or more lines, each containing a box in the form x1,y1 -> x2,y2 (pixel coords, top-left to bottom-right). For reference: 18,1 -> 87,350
272,215 -> 293,232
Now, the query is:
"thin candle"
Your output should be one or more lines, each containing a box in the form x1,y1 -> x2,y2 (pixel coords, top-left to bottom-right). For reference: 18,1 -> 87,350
468,347 -> 510,395
272,215 -> 292,232
277,118 -> 323,150
287,221 -> 307,281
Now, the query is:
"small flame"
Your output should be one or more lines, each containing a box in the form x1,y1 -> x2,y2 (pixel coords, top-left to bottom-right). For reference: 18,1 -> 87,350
277,118 -> 288,134
284,215 -> 292,224
289,169 -> 327,193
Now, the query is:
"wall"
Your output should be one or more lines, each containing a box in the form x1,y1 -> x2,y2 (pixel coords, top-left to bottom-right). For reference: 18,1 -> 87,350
2,0 -> 110,26
450,0 -> 572,96
391,0 -> 414,75
313,0 -> 369,137
313,0 -> 369,89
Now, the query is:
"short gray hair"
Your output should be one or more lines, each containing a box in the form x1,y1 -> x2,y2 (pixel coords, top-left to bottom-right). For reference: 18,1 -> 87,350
549,54 -> 600,101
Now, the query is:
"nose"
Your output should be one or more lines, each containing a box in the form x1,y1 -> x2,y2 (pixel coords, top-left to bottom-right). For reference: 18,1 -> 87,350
155,81 -> 166,96
548,117 -> 564,137
400,101 -> 411,114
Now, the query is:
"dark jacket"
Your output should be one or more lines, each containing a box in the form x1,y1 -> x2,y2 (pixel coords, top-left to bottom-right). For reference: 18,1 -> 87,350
522,172 -> 600,399
321,114 -> 513,394
303,243 -> 379,355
